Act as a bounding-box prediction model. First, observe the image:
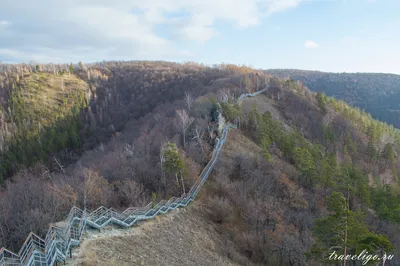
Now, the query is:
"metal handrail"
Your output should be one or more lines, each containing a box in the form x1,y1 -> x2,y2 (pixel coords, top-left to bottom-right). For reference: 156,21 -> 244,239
0,87 -> 267,266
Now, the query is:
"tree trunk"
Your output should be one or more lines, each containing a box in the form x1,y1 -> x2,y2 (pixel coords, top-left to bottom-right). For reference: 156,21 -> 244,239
343,186 -> 350,266
183,131 -> 186,148
175,173 -> 179,189
180,171 -> 186,195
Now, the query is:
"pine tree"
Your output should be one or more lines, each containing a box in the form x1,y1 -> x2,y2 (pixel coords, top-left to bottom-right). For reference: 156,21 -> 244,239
163,142 -> 186,194
316,92 -> 327,113
382,143 -> 395,164
343,145 -> 352,165
320,153 -> 336,188
344,132 -> 357,157
308,191 -> 349,261
359,234 -> 392,255
293,147 -> 317,188
338,166 -> 370,206
257,113 -> 272,162
368,140 -> 377,162
308,191 -> 391,264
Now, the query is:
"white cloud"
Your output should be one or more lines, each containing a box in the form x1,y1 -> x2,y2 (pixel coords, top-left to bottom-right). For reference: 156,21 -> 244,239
0,20 -> 11,26
0,0 -> 306,63
262,0 -> 304,15
304,40 -> 320,49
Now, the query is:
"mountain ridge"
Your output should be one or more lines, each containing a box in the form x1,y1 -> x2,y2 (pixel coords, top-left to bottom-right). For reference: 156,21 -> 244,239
265,68 -> 400,128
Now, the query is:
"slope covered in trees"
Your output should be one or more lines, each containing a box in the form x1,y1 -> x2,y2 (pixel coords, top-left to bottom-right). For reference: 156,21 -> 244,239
0,62 -> 262,250
207,80 -> 400,265
265,69 -> 400,128
0,62 -> 399,265
0,62 -> 253,182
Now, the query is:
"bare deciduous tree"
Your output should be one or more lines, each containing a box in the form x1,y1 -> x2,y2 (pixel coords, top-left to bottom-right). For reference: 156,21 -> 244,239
322,108 -> 336,127
184,91 -> 194,111
83,168 -> 111,210
217,88 -> 234,103
114,179 -> 149,207
175,109 -> 194,148
124,143 -> 134,158
159,142 -> 167,197
193,125 -> 205,157
41,165 -> 52,179
53,156 -> 65,174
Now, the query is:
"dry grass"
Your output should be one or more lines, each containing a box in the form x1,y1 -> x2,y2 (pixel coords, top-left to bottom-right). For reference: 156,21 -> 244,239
242,94 -> 291,131
68,203 -> 243,266
16,72 -> 88,127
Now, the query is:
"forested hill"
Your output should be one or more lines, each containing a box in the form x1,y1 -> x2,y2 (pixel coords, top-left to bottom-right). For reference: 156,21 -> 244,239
1,62 -> 400,265
0,62 -> 248,182
265,69 -> 400,128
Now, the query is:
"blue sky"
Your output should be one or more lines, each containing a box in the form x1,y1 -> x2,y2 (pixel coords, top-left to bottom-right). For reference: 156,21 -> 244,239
0,0 -> 399,73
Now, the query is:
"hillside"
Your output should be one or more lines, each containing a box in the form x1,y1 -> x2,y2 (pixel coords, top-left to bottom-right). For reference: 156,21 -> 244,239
0,62 -> 259,250
69,204 -> 243,266
66,85 -> 400,265
1,62 -> 400,265
265,69 -> 400,128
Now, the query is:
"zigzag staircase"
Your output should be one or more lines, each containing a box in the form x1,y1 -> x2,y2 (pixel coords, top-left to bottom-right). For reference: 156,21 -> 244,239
0,87 -> 267,266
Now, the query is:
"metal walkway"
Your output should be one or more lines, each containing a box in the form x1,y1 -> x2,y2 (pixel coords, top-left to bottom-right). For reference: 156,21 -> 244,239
0,87 -> 267,266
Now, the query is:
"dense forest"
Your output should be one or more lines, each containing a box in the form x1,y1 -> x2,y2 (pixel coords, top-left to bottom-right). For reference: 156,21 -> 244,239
0,62 -> 400,265
265,69 -> 400,128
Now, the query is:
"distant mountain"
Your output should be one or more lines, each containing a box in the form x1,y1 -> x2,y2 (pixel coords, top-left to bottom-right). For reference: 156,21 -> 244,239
265,69 -> 400,128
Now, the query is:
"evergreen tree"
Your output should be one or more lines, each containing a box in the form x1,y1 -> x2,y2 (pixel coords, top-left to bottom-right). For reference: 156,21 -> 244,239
308,191 -> 392,264
359,234 -> 393,255
279,132 -> 297,160
338,166 -> 371,206
163,142 -> 186,194
257,113 -> 272,162
382,143 -> 395,164
293,147 -> 317,188
320,153 -> 336,188
323,124 -> 336,145
344,131 -> 357,157
343,145 -> 353,165
368,140 -> 377,162
316,92 -> 327,112
371,185 -> 400,223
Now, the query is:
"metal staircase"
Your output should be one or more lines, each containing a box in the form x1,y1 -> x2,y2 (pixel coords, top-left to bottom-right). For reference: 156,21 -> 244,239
0,87 -> 267,266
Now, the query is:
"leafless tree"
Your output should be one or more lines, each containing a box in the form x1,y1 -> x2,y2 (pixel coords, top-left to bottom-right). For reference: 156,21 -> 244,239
193,125 -> 205,157
322,107 -> 336,127
184,91 -> 194,111
124,143 -> 134,158
41,165 -> 52,179
217,88 -> 234,103
175,109 -> 194,148
114,179 -> 149,207
53,156 -> 65,173
242,73 -> 253,93
83,168 -> 111,210
159,142 -> 167,197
